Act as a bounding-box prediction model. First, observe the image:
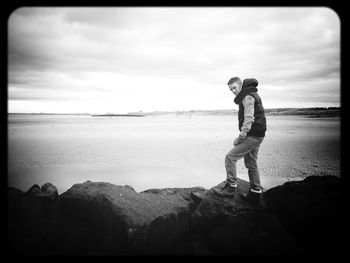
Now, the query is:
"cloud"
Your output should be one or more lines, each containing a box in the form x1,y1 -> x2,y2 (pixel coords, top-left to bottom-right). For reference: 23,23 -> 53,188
8,7 -> 340,113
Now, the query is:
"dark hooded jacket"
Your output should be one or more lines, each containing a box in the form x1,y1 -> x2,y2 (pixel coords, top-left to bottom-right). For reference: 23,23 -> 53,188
234,78 -> 266,137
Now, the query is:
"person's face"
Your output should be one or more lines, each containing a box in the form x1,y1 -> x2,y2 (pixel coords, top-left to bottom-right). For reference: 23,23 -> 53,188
228,82 -> 241,96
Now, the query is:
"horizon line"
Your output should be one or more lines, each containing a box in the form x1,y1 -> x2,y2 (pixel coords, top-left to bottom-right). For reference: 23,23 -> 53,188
7,106 -> 341,115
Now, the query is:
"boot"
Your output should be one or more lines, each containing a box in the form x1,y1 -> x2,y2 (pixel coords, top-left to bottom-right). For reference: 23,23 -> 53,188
213,183 -> 237,197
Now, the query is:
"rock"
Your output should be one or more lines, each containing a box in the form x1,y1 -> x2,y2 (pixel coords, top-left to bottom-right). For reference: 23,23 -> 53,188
8,183 -> 60,224
190,178 -> 299,255
8,184 -> 58,255
8,187 -> 24,223
263,175 -> 343,255
192,178 -> 259,224
123,185 -> 136,192
55,182 -> 193,254
190,188 -> 207,204
208,211 -> 300,255
41,183 -> 59,200
39,183 -> 59,218
7,176 -> 343,255
20,185 -> 46,221
141,186 -> 207,203
24,184 -> 42,197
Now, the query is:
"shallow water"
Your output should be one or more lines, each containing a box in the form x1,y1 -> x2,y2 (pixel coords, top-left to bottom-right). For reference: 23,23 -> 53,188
8,114 -> 340,194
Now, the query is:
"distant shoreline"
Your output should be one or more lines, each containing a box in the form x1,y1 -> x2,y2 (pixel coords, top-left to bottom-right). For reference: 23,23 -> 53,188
91,114 -> 145,117
8,107 -> 340,117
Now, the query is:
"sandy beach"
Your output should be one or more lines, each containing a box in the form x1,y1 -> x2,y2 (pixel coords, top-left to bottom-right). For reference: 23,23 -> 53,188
8,114 -> 340,194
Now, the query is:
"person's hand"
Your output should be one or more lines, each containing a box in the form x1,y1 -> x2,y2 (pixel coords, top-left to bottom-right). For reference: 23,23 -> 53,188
233,137 -> 240,146
233,136 -> 244,146
233,131 -> 247,146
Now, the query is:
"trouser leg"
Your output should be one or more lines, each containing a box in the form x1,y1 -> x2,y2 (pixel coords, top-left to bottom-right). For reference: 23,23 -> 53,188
225,136 -> 264,187
225,137 -> 257,185
225,150 -> 239,186
244,145 -> 261,190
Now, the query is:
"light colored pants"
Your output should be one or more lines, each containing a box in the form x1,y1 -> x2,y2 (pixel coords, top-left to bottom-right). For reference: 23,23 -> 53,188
225,135 -> 264,190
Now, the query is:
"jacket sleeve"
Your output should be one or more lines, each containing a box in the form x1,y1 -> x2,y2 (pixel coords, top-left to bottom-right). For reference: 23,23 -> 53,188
239,95 -> 255,137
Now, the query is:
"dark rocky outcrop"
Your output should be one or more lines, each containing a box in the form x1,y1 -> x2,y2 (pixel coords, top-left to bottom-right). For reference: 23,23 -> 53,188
8,187 -> 24,224
190,178 -> 300,255
263,175 -> 344,255
7,176 -> 344,255
54,182 -> 199,254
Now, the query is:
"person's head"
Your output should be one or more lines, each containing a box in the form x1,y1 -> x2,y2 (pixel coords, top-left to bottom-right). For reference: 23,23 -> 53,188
227,77 -> 242,96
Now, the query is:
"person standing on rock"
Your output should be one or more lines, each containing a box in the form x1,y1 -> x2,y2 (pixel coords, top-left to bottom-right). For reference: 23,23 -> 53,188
213,77 -> 267,203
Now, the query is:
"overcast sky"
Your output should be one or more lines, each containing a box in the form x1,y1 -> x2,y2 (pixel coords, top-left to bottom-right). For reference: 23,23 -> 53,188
8,7 -> 340,114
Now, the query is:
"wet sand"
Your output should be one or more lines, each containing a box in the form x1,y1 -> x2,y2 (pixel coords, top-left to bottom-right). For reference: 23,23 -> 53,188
8,114 -> 340,194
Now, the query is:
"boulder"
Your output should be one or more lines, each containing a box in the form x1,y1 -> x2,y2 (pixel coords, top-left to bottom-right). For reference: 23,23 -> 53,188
8,184 -> 60,255
39,183 -> 59,218
264,175 -> 343,255
208,211 -> 300,255
192,178 -> 254,223
41,183 -> 59,200
190,178 -> 300,255
8,187 -> 24,223
24,184 -> 42,197
7,175 -> 343,256
55,182 -> 201,254
17,183 -> 60,221
141,186 -> 207,211
21,185 -> 46,221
